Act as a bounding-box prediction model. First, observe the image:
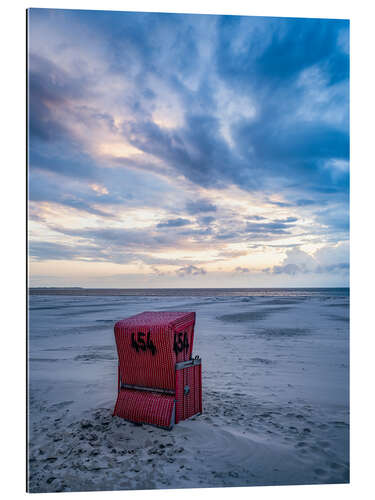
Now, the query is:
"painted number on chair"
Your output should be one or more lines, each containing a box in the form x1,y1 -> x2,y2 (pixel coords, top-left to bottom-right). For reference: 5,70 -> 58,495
131,331 -> 157,355
173,331 -> 189,355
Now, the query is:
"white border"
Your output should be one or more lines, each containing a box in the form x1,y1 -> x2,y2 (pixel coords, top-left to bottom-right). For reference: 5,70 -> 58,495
2,1 -> 374,499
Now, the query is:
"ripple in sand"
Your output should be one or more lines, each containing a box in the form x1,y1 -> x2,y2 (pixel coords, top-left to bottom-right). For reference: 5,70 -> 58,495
324,303 -> 349,308
217,307 -> 291,322
74,353 -> 116,362
259,299 -> 306,306
250,357 -> 274,365
255,327 -> 310,338
30,357 -> 66,362
326,314 -> 349,322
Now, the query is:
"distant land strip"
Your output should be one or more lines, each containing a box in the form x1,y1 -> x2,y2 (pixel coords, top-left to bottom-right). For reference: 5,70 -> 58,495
28,287 -> 349,297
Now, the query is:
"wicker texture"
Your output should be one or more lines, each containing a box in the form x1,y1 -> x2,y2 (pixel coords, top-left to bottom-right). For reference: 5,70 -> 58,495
114,389 -> 175,428
113,311 -> 201,428
114,311 -> 195,390
175,364 -> 202,423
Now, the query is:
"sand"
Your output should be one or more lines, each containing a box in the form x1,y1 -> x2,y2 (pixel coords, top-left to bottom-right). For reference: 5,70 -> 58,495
27,291 -> 349,492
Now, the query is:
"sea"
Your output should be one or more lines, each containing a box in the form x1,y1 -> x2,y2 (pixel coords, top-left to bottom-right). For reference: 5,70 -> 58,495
29,287 -> 349,297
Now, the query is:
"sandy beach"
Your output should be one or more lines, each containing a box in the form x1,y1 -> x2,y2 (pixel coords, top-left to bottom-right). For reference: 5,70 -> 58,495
27,289 -> 349,492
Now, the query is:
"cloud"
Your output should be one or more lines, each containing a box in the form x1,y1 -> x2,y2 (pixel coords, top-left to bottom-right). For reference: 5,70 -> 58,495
314,240 -> 349,267
186,199 -> 217,214
28,53 -> 87,143
295,199 -> 316,207
123,113 -> 254,190
316,262 -> 349,274
45,223 -> 215,261
29,241 -> 79,261
273,263 -> 301,275
49,226 -> 172,249
29,237 -> 207,267
156,218 -> 191,228
271,243 -> 349,275
216,231 -> 241,240
28,170 -> 116,217
176,265 -> 207,276
199,215 -> 215,225
267,200 -> 293,207
247,215 -> 266,221
235,266 -> 250,273
216,16 -> 349,88
218,249 -> 248,258
245,218 -> 297,235
272,248 -> 316,274
316,205 -> 349,232
178,227 -> 213,237
28,240 -> 135,263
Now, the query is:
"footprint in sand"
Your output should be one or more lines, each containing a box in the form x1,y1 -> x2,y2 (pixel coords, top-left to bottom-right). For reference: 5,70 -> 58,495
317,441 -> 330,448
296,441 -> 307,448
330,462 -> 341,470
314,468 -> 327,477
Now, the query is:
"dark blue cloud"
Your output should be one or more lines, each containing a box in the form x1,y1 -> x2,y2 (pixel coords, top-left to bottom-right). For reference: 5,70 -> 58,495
28,53 -> 92,144
186,199 -> 217,214
245,218 -> 297,235
216,16 -> 348,88
236,120 -> 349,164
211,216 -> 300,243
212,16 -> 349,199
255,18 -> 348,86
247,215 -> 266,221
316,206 -> 349,233
157,218 -> 191,228
179,227 -> 213,237
29,148 -> 98,180
216,231 -> 241,240
316,262 -> 349,273
199,215 -> 215,225
124,113 -> 254,189
295,199 -> 317,207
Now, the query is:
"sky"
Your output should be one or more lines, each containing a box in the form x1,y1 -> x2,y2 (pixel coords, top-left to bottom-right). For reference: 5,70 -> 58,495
27,8 -> 349,288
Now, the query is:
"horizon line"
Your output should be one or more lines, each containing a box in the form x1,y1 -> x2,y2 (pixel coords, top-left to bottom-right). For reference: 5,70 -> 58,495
28,286 -> 350,290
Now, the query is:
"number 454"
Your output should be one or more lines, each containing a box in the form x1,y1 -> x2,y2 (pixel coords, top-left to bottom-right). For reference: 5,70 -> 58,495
131,331 -> 157,355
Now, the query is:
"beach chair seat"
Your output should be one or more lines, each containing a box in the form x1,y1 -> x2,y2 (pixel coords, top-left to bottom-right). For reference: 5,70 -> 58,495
113,311 -> 202,429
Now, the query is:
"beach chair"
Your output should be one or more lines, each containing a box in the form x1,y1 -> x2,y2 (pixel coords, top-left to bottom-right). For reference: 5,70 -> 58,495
113,311 -> 202,429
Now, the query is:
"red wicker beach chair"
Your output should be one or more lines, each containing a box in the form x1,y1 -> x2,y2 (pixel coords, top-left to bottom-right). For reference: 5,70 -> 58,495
113,311 -> 202,429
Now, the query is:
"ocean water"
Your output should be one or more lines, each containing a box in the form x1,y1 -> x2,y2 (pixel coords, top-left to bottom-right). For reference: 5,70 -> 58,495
29,287 -> 349,297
